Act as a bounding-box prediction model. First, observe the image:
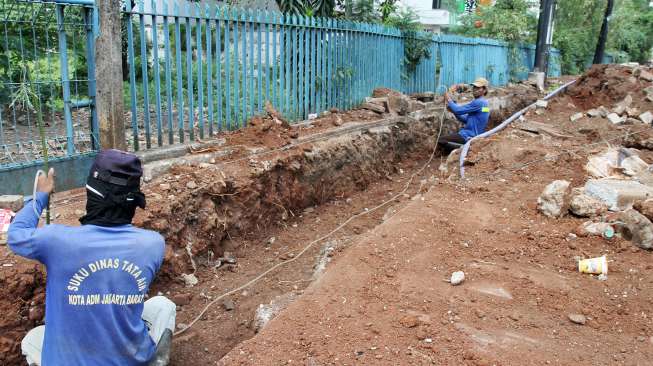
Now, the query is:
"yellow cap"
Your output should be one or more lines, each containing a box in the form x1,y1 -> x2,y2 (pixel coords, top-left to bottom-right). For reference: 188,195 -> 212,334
471,77 -> 489,88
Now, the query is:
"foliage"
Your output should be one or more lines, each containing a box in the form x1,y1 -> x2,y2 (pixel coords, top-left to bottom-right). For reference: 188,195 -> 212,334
383,9 -> 433,74
277,0 -> 335,17
448,0 -> 536,80
606,0 -> 653,64
554,0 -> 606,75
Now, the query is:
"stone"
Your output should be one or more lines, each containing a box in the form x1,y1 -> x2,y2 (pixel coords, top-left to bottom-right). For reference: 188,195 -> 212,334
450,271 -> 465,286
159,183 -> 171,191
584,179 -> 653,211
570,112 -> 584,122
626,107 -> 640,118
399,315 -> 420,328
569,191 -> 608,217
176,323 -> 189,331
386,94 -> 410,115
535,100 -> 548,109
74,209 -> 86,216
639,70 -> 653,82
639,111 -> 653,125
222,298 -> 235,311
607,113 -> 625,124
615,209 -> 653,249
333,115 -> 343,126
620,155 -> 649,176
568,313 -> 587,325
172,293 -> 193,306
586,109 -> 602,118
181,273 -> 199,287
634,199 -> 653,221
537,180 -> 571,218
408,100 -> 426,113
575,221 -> 614,237
267,236 -> 276,245
644,86 -> 653,96
625,118 -> 641,125
597,106 -> 609,118
528,72 -> 545,91
186,181 -> 198,189
0,195 -> 24,212
361,102 -> 386,114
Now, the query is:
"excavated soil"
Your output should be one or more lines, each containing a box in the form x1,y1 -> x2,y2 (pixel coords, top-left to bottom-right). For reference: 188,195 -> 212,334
0,83 -> 542,365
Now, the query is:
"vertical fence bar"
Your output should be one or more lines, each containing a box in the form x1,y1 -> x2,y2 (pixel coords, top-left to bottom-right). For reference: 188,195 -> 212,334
205,5 -> 213,135
195,5 -> 204,139
138,1 -> 151,148
297,15 -> 304,120
272,13 -> 278,110
174,3 -> 184,142
215,7 -> 223,131
225,9 -> 232,129
290,15 -> 296,119
257,11 -> 262,114
84,7 -> 98,150
248,10 -> 254,118
151,0 -> 163,146
55,5 -> 74,155
310,17 -> 316,115
232,9 -> 239,128
163,1 -> 174,144
241,11 -> 247,125
185,4 -> 194,141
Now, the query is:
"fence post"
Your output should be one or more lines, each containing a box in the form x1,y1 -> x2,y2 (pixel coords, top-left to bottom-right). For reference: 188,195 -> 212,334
55,5 -> 75,156
95,0 -> 126,150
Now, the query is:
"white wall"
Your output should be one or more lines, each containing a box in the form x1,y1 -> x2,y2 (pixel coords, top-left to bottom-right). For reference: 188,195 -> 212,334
398,0 -> 450,27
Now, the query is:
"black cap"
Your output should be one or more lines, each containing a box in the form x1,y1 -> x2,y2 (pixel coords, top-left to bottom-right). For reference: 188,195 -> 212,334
89,149 -> 143,188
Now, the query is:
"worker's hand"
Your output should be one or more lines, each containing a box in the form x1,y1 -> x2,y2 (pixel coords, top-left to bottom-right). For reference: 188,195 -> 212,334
37,168 -> 55,195
445,92 -> 452,103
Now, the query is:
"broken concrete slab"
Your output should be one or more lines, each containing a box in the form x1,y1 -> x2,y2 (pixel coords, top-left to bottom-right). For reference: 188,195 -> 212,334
361,102 -> 387,114
569,190 -> 608,217
584,179 -> 653,211
586,109 -> 602,118
620,155 -> 649,177
570,112 -> 584,122
607,113 -> 625,124
537,180 -> 570,218
615,209 -> 653,249
0,195 -> 24,212
639,111 -> 653,125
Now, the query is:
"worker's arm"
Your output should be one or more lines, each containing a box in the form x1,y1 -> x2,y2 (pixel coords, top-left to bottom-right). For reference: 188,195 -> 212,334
447,99 -> 483,116
7,168 -> 55,261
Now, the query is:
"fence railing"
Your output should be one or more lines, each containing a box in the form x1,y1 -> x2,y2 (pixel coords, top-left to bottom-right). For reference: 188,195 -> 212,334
0,0 -> 97,170
123,1 -> 562,153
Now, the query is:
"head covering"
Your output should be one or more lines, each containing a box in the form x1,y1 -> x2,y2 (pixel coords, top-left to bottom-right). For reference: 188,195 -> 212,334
80,149 -> 146,227
471,77 -> 489,88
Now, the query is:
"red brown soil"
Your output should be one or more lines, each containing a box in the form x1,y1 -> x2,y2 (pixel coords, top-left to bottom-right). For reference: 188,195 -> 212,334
218,68 -> 653,365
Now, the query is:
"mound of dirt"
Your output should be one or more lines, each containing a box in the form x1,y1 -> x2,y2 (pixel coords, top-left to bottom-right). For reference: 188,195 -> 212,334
566,64 -> 653,110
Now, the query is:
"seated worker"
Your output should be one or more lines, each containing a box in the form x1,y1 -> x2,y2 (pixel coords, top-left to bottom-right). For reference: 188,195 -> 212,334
8,149 -> 175,366
437,77 -> 491,152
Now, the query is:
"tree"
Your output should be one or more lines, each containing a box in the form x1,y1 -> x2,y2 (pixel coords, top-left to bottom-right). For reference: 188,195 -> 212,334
607,0 -> 653,63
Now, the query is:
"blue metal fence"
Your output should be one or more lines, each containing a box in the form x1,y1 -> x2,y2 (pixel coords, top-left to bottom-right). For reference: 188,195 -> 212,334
124,2 -> 563,152
0,0 -> 97,171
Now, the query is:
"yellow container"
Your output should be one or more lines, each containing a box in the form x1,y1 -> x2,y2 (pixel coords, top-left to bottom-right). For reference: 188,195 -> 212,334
578,255 -> 608,275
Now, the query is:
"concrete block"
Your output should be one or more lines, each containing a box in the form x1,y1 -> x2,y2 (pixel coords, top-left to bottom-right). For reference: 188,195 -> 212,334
587,109 -> 602,118
535,100 -> 548,109
585,179 -> 653,211
0,195 -> 24,212
607,113 -> 625,124
537,180 -> 570,217
361,102 -> 386,114
528,72 -> 545,91
570,112 -> 584,122
639,111 -> 653,124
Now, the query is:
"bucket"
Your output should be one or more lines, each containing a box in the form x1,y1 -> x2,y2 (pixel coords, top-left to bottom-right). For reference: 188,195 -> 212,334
578,255 -> 608,275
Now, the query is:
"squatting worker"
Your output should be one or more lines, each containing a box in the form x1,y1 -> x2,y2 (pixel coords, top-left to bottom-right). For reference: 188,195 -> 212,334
8,149 -> 176,366
437,77 -> 491,152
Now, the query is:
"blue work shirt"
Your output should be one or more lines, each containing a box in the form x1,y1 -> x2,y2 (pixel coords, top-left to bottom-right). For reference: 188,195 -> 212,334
8,192 -> 165,366
447,97 -> 490,141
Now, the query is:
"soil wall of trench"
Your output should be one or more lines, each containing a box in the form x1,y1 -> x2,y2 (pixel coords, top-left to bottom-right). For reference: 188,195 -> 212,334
0,86 -> 537,366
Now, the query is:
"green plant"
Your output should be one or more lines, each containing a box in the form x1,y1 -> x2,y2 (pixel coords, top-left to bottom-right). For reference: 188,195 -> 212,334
606,0 -> 653,64
384,9 -> 432,74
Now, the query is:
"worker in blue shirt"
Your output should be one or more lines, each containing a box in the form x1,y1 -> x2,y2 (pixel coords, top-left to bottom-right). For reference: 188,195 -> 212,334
8,149 -> 175,366
438,77 -> 491,152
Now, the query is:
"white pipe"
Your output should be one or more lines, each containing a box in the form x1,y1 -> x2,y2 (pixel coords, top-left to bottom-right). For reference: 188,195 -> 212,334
459,79 -> 577,178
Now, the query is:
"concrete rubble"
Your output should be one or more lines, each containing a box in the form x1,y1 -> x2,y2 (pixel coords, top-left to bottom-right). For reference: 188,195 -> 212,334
537,180 -> 570,217
584,179 -> 653,211
0,195 -> 23,212
614,209 -> 653,250
569,188 -> 608,217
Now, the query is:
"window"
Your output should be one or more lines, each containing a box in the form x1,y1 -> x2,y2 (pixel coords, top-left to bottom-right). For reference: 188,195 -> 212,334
432,0 -> 442,9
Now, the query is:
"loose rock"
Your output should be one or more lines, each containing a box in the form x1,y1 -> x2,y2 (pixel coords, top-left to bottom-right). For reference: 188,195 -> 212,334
537,180 -> 571,218
639,111 -> 653,125
568,313 -> 587,325
570,112 -> 584,122
172,293 -> 193,306
222,298 -> 235,311
186,181 -> 198,190
633,199 -> 653,221
0,195 -> 23,212
181,273 -> 199,287
615,209 -> 653,249
607,113 -> 625,125
450,271 -> 465,286
569,190 -> 608,217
